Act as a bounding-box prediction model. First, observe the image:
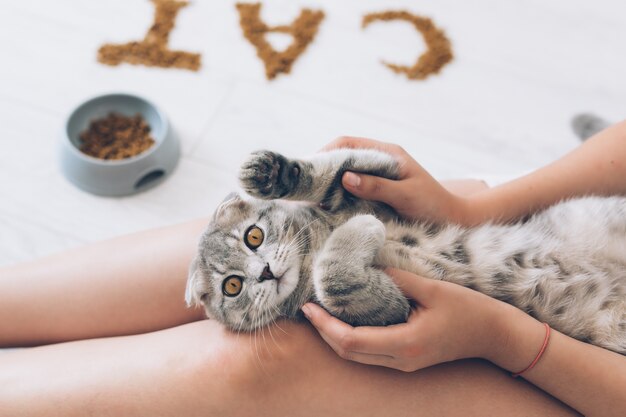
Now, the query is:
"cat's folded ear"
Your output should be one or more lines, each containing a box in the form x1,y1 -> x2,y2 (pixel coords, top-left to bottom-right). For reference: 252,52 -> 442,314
212,192 -> 249,223
185,256 -> 201,307
185,257 -> 213,319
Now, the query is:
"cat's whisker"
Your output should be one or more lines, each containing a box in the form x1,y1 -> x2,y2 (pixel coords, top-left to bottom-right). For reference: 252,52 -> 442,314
283,218 -> 319,252
272,318 -> 288,336
248,311 -> 256,364
270,305 -> 289,335
290,227 -> 316,250
263,303 -> 285,346
259,308 -> 272,359
266,316 -> 284,353
236,307 -> 251,337
274,215 -> 296,263
283,232 -> 315,262
252,310 -> 267,372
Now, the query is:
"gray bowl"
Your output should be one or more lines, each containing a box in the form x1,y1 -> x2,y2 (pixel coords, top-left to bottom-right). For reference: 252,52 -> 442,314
60,93 -> 179,197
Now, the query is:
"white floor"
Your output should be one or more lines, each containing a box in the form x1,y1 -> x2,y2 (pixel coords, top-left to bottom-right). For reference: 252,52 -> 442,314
0,0 -> 625,266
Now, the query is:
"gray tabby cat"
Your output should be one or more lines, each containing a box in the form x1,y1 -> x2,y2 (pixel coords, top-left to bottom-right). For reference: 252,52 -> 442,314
571,113 -> 610,141
186,149 -> 626,355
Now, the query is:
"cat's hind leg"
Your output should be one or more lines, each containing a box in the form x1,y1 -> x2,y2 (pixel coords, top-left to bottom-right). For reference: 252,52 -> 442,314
312,214 -> 410,326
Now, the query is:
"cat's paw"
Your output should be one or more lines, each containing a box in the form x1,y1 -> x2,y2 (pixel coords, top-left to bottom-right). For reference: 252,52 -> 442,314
342,214 -> 386,249
317,214 -> 386,267
239,151 -> 300,199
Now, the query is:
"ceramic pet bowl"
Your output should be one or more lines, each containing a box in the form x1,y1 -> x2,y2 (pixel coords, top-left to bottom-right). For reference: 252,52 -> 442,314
60,93 -> 179,197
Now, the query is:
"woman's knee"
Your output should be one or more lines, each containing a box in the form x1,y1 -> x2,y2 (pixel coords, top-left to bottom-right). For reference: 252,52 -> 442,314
195,319 -> 334,384
179,319 -> 334,415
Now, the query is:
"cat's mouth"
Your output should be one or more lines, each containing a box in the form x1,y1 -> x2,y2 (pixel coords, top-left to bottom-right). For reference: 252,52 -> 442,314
258,264 -> 286,294
258,262 -> 299,306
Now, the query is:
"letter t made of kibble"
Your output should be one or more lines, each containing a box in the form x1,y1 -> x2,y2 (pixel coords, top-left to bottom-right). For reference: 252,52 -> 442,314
98,0 -> 201,71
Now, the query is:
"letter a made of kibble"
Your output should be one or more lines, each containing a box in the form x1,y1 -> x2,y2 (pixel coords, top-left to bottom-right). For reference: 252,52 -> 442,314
236,3 -> 325,80
362,11 -> 453,80
98,0 -> 201,71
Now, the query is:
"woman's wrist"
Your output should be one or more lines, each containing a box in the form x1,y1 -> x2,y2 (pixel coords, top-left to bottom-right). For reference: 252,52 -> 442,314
482,301 -> 547,373
448,194 -> 488,227
456,186 -> 519,226
442,184 -> 499,226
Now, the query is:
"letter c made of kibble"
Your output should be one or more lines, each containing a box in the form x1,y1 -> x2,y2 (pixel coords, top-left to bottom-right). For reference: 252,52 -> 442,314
362,10 -> 454,80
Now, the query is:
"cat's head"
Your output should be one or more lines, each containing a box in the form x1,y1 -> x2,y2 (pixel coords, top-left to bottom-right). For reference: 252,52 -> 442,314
185,193 -> 307,331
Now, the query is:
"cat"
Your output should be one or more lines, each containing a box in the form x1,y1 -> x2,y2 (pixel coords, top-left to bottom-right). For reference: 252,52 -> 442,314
186,148 -> 626,355
571,113 -> 610,141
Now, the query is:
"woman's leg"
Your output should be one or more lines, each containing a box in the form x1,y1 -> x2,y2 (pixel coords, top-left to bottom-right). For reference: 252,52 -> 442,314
0,320 -> 578,416
0,218 -> 208,347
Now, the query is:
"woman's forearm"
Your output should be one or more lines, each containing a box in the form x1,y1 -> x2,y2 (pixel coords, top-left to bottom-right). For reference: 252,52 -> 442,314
462,120 -> 626,225
486,302 -> 626,417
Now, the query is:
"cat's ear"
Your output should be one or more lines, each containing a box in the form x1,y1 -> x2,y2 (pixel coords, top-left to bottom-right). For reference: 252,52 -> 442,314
185,258 -> 214,319
212,192 -> 248,222
185,256 -> 201,307
220,191 -> 241,206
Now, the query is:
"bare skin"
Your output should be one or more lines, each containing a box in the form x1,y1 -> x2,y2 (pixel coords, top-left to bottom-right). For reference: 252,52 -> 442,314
0,218 -> 208,346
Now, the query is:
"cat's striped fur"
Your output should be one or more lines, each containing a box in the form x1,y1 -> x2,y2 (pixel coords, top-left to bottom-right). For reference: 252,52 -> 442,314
186,149 -> 626,354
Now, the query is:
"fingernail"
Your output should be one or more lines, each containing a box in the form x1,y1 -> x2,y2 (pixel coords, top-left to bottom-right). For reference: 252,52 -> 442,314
344,172 -> 361,188
301,305 -> 312,319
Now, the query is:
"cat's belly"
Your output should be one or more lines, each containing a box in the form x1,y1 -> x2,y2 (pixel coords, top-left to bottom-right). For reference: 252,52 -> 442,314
375,226 -> 626,355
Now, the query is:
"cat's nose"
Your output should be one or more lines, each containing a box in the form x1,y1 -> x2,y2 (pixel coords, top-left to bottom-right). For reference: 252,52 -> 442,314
258,264 -> 276,282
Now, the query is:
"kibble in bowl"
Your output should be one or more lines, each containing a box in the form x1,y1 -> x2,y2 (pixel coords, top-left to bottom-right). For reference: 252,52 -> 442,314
60,93 -> 179,196
79,112 -> 156,160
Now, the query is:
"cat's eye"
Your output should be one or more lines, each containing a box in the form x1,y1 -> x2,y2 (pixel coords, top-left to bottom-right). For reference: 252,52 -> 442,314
222,276 -> 243,297
244,225 -> 264,249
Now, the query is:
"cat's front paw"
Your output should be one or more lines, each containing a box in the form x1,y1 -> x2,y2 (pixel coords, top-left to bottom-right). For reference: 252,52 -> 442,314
239,151 -> 300,199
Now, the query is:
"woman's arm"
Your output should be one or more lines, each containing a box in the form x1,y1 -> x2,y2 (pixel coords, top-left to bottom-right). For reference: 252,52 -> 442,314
490,293 -> 626,417
325,119 -> 626,225
467,119 -> 626,225
302,269 -> 626,417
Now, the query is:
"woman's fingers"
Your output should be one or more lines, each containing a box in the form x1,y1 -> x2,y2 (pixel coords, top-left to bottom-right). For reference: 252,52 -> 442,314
320,136 -> 392,152
313,326 -> 399,368
385,268 -> 437,308
302,303 -> 408,356
342,172 -> 402,206
321,137 -> 410,169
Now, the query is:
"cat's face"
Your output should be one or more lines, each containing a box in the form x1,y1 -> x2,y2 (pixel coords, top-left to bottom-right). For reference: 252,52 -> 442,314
186,194 -> 304,331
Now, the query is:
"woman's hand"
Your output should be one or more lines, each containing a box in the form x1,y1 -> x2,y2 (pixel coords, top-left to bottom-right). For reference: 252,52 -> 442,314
301,268 -> 516,372
322,137 -> 478,225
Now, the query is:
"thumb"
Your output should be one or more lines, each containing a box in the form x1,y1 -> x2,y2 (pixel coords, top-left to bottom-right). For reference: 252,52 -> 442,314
385,268 -> 437,308
342,171 -> 400,206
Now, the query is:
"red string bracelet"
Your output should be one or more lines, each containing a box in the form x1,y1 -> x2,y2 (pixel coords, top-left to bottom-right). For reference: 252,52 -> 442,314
511,323 -> 551,378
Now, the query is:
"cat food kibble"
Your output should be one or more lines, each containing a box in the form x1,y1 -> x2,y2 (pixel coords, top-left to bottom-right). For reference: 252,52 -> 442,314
98,0 -> 201,71
362,11 -> 453,80
236,3 -> 325,80
79,113 -> 155,160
